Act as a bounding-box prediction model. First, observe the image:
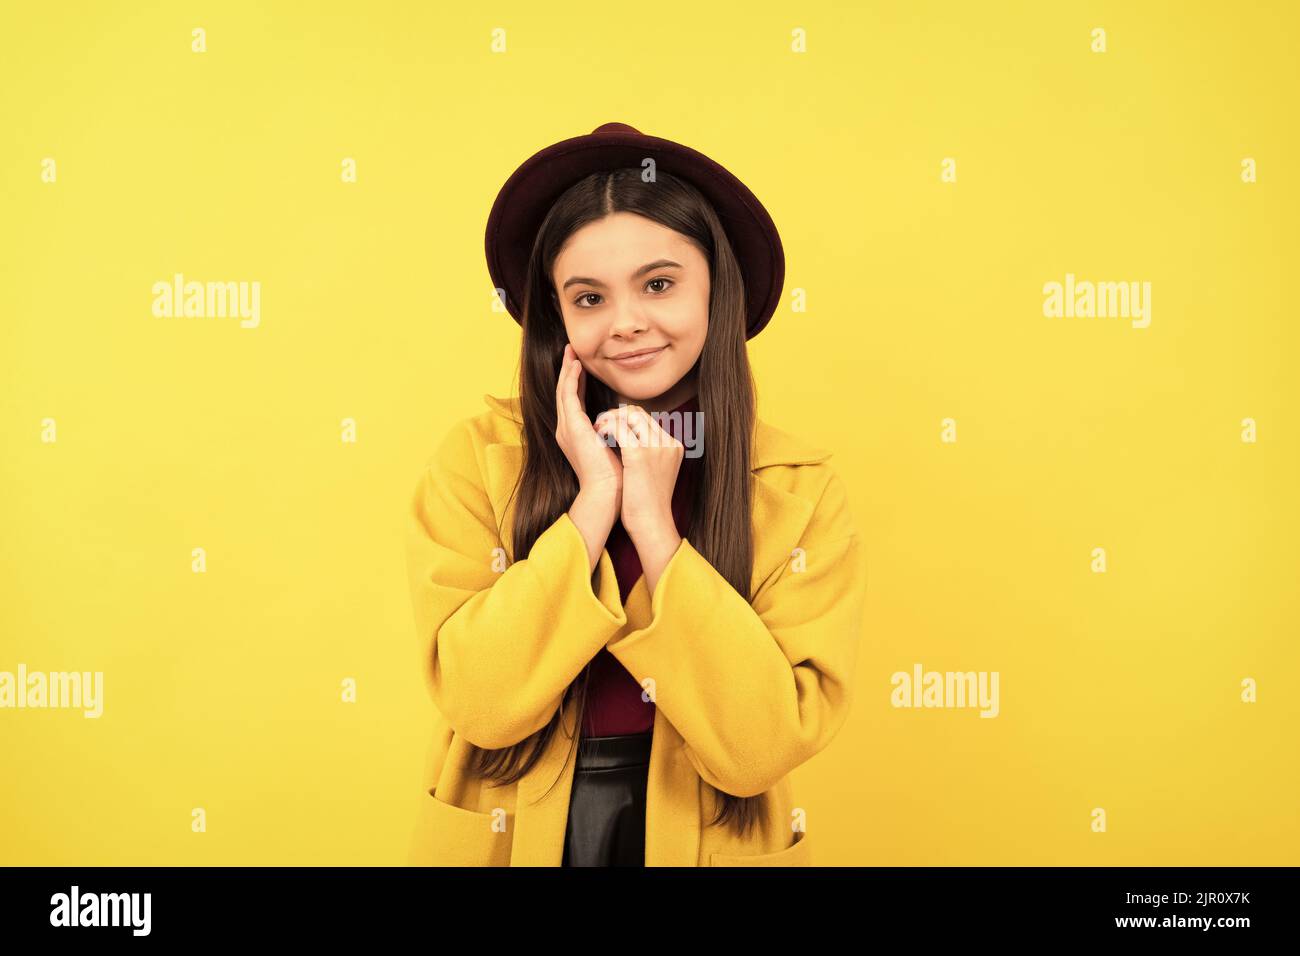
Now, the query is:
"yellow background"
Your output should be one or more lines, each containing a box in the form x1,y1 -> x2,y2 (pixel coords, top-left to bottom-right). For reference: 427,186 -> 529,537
1,0 -> 1295,865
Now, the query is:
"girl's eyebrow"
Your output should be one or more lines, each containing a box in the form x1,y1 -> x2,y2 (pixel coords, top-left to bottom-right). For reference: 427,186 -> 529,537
561,259 -> 683,291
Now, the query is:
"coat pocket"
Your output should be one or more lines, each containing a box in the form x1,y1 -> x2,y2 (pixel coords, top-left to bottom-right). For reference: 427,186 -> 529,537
409,789 -> 513,867
708,830 -> 812,867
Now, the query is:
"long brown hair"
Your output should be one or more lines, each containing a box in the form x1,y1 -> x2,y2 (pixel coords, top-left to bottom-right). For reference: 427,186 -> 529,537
468,166 -> 766,838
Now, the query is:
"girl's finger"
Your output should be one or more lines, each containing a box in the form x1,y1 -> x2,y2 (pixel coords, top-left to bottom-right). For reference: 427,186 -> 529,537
638,407 -> 676,450
566,357 -> 584,416
602,408 -> 631,448
596,417 -> 617,448
574,357 -> 586,405
553,356 -> 585,434
622,406 -> 648,445
635,407 -> 656,443
555,352 -> 573,431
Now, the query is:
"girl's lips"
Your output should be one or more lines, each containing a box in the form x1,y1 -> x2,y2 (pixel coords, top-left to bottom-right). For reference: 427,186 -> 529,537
608,348 -> 670,369
608,345 -> 667,369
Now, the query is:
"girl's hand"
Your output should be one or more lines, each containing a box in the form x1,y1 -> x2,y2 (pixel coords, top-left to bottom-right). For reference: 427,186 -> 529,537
555,343 -> 623,503
594,403 -> 683,542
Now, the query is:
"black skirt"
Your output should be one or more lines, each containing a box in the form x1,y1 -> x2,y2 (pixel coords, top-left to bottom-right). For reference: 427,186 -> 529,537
561,732 -> 652,867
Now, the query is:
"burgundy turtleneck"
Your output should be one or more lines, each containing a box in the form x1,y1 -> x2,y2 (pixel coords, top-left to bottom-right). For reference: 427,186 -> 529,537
580,392 -> 702,737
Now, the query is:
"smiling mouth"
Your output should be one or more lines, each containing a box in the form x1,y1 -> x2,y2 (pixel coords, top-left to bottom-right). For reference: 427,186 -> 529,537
609,346 -> 668,367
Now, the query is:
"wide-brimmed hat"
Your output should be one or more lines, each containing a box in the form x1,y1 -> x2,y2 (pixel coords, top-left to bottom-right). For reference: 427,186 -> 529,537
484,121 -> 785,340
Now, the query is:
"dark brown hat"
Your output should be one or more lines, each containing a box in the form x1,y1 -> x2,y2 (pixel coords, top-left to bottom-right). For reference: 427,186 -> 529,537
484,121 -> 785,340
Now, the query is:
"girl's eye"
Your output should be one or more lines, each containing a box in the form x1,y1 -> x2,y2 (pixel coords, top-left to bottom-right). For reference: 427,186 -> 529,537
573,278 -> 674,309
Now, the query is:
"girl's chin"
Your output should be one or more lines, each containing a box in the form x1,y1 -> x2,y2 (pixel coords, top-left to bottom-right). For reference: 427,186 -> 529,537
587,378 -> 653,405
606,376 -> 672,401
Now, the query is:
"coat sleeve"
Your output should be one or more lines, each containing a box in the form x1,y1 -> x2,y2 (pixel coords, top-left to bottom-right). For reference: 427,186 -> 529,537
605,466 -> 868,798
405,419 -> 628,750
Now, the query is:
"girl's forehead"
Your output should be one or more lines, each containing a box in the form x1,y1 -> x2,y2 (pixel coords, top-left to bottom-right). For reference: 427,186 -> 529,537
555,221 -> 703,278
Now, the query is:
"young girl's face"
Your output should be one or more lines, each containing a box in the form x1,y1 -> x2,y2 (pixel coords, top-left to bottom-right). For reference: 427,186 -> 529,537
551,211 -> 708,407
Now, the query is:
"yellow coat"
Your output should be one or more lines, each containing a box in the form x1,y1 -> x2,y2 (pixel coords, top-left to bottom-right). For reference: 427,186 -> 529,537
404,393 -> 868,866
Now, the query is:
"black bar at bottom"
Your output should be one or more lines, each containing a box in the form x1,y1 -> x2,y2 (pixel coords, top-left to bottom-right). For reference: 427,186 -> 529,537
0,866 -> 1290,941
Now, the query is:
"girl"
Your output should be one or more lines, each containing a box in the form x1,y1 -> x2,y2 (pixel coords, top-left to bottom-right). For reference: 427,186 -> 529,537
405,123 -> 868,866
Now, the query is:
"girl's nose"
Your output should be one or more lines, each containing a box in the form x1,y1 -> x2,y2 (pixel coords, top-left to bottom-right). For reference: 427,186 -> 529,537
608,303 -> 648,338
